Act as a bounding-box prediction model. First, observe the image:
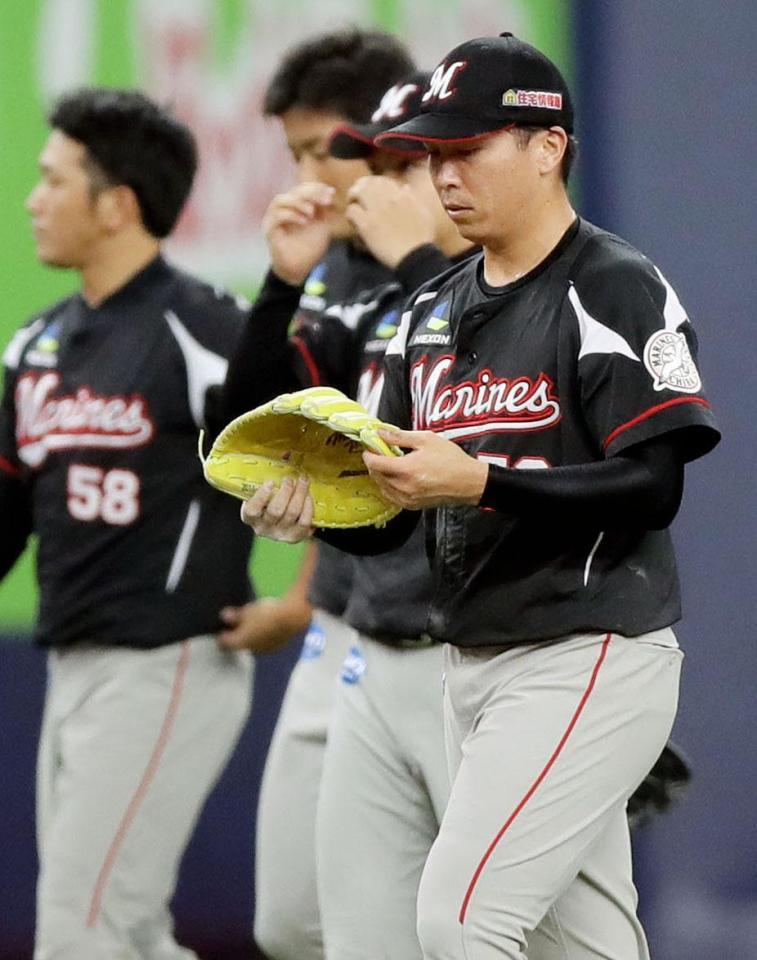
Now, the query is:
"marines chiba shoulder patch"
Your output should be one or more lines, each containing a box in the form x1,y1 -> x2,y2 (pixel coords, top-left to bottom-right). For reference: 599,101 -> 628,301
643,330 -> 702,393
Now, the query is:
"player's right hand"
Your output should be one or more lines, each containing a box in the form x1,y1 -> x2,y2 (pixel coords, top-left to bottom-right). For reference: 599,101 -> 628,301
263,182 -> 334,286
240,475 -> 315,543
346,175 -> 436,268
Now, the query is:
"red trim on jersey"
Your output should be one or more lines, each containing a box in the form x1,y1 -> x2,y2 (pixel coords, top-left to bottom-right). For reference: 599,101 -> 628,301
604,397 -> 711,450
0,456 -> 19,477
458,632 -> 612,926
291,335 -> 322,387
86,640 -> 191,928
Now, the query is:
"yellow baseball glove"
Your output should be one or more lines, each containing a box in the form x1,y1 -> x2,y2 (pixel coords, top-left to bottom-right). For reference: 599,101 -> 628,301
200,387 -> 403,528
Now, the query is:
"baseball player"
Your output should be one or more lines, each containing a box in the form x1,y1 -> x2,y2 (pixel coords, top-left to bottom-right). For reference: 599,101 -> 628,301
215,30 -> 416,960
224,71 -> 477,960
241,33 -> 721,960
0,89 -> 255,960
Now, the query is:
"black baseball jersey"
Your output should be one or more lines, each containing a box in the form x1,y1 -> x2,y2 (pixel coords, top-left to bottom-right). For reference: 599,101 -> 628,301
379,218 -> 720,647
292,242 -> 395,615
293,245 -> 460,642
218,240 -> 395,617
0,255 -> 255,648
284,242 -> 392,615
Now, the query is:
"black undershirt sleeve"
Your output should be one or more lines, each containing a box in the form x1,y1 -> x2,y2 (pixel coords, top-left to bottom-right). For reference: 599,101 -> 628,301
209,271 -> 303,437
317,437 -> 682,557
317,506 -> 419,556
479,435 -> 684,530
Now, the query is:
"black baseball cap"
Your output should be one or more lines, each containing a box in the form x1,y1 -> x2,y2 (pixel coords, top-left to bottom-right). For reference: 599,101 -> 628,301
329,71 -> 431,159
375,33 -> 573,148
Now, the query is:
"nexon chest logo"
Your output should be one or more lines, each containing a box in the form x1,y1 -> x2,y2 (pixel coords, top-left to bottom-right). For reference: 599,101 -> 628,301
26,322 -> 61,368
410,355 -> 561,441
15,372 -> 154,467
300,263 -> 328,311
365,309 -> 399,353
411,299 -> 452,346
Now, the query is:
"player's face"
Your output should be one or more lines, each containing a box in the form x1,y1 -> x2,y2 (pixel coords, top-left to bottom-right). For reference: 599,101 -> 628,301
26,130 -> 109,269
427,129 -> 543,247
280,107 -> 370,239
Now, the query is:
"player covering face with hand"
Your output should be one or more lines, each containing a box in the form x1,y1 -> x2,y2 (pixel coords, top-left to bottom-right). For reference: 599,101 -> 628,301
213,29 -> 419,960
218,63 -> 477,960
242,32 -> 720,960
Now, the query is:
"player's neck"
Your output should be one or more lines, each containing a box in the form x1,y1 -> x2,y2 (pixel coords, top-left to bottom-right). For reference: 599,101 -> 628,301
79,232 -> 162,308
482,194 -> 576,288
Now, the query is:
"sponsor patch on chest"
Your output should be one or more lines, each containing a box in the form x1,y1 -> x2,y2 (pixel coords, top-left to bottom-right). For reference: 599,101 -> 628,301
25,321 -> 61,368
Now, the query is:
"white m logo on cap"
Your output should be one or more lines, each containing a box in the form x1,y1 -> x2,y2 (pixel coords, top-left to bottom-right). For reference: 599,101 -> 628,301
422,61 -> 466,102
371,83 -> 420,123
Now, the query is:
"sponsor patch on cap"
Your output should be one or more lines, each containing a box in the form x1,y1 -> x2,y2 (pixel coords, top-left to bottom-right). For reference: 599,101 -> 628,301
502,88 -> 563,110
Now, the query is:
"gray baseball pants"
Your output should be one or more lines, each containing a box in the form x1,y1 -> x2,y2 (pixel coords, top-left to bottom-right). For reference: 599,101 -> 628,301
34,636 -> 252,960
316,635 -> 450,960
417,629 -> 682,960
254,608 -> 353,960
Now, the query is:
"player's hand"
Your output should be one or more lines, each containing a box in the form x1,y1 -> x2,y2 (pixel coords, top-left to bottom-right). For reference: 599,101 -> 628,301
346,175 -> 436,269
240,476 -> 315,543
363,429 -> 489,509
263,182 -> 334,286
217,598 -> 311,653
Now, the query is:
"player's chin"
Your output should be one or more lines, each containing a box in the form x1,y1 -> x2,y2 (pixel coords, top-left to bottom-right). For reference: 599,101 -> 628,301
447,216 -> 480,243
34,245 -> 76,268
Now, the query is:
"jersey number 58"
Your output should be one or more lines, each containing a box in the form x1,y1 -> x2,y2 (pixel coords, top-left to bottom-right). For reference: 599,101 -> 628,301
67,464 -> 141,526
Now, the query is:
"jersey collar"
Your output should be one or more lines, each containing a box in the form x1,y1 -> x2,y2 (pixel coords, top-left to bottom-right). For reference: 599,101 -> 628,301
477,217 -> 580,299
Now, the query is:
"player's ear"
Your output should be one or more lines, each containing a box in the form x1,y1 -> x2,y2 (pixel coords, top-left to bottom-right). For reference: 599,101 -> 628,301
536,127 -> 567,178
95,184 -> 141,233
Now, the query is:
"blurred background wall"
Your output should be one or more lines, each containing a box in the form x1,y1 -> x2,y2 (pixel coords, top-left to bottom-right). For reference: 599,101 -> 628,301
0,1 -> 753,957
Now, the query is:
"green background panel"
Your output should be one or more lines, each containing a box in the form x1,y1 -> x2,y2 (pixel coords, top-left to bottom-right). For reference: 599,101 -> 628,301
0,0 -> 571,629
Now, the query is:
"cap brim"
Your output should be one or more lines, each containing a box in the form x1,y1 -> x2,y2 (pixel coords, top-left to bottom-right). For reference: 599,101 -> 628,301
376,114 -> 518,149
330,122 -> 429,160
329,123 -> 377,159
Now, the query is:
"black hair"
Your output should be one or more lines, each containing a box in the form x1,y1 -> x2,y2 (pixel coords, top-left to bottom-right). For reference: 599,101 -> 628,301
512,126 -> 578,183
264,28 -> 415,123
49,87 -> 198,238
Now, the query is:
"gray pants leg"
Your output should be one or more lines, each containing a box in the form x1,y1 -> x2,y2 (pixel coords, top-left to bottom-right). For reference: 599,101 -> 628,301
417,630 -> 682,960
317,636 -> 449,960
254,610 -> 353,960
35,637 -> 252,960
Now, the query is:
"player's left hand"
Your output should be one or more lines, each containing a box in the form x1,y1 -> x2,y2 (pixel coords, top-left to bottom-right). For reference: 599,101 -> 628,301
346,176 -> 436,269
217,597 -> 311,653
240,476 -> 315,543
363,428 -> 489,509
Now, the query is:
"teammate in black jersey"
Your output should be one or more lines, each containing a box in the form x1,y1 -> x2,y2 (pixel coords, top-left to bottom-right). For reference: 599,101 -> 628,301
215,31 -> 417,960
242,34 -> 720,960
0,89 -> 255,960
223,69 -> 479,959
